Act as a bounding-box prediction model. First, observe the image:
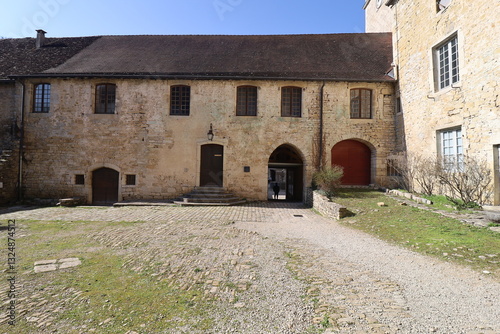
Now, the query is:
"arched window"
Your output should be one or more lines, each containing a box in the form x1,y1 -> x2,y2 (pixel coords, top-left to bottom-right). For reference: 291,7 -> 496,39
350,88 -> 372,119
33,83 -> 51,113
95,84 -> 116,114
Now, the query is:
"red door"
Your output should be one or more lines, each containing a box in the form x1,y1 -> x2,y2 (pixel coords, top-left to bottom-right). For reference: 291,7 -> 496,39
331,140 -> 371,185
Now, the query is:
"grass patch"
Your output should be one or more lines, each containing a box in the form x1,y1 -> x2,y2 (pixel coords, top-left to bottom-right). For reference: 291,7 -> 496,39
334,189 -> 500,277
3,219 -> 217,333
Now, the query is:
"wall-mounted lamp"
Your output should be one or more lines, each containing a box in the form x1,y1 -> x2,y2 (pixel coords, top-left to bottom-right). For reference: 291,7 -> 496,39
207,123 -> 214,141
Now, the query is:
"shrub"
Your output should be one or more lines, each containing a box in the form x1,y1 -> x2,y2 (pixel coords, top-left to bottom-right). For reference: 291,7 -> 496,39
435,156 -> 492,209
313,165 -> 344,197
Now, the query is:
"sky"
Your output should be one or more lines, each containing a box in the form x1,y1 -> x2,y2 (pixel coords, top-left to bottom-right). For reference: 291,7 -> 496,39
0,0 -> 366,38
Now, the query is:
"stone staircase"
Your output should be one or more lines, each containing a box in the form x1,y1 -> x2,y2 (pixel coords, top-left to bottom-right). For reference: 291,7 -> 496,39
174,187 -> 246,206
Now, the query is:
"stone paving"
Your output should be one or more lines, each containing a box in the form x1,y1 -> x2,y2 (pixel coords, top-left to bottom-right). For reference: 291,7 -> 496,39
0,202 -> 498,333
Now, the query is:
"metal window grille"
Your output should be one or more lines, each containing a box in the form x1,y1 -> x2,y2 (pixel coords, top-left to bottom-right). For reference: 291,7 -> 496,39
170,85 -> 191,116
34,83 -> 51,113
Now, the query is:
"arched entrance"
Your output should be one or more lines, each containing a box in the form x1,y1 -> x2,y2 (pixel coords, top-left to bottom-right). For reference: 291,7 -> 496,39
92,167 -> 119,205
268,145 -> 303,201
200,144 -> 224,187
331,140 -> 372,185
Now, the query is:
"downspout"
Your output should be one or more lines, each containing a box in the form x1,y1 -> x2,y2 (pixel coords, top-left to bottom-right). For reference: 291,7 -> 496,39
17,80 -> 26,202
318,81 -> 325,170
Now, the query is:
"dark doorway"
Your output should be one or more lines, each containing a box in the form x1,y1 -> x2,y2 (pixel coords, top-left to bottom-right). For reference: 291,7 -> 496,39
92,167 -> 119,205
268,145 -> 303,201
331,140 -> 371,185
200,144 -> 224,187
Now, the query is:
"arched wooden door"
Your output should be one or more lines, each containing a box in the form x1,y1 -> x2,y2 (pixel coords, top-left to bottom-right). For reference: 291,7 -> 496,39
92,168 -> 119,205
200,144 -> 224,187
331,140 -> 371,185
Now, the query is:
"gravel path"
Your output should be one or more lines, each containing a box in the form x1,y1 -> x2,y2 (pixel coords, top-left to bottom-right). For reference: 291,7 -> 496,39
237,207 -> 500,334
1,203 -> 499,333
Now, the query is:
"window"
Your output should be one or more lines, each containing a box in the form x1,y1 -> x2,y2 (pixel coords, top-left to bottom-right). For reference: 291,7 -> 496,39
95,84 -> 116,114
386,159 -> 402,177
170,85 -> 190,116
236,86 -> 257,116
125,174 -> 136,186
281,87 -> 302,117
436,0 -> 451,12
435,35 -> 459,90
33,83 -> 51,113
350,88 -> 372,119
75,174 -> 85,185
439,128 -> 463,171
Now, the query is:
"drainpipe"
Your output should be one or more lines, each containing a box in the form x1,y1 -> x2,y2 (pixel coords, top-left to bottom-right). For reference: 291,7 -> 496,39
17,80 -> 26,202
318,81 -> 325,170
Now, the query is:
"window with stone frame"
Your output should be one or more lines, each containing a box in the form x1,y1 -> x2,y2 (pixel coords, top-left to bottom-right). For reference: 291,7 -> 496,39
281,86 -> 302,117
95,84 -> 116,114
236,86 -> 257,116
170,85 -> 191,116
434,34 -> 459,90
439,127 -> 463,171
350,88 -> 372,119
33,83 -> 51,113
436,0 -> 451,12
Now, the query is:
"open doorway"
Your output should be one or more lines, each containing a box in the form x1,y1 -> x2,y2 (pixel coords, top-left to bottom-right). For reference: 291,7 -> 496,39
268,145 -> 303,201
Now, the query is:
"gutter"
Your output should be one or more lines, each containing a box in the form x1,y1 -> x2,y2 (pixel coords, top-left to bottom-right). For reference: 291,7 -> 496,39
9,73 -> 396,83
318,81 -> 325,169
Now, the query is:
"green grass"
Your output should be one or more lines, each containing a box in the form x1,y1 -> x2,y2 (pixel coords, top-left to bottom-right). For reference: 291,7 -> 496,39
2,219 -> 216,333
334,189 -> 500,277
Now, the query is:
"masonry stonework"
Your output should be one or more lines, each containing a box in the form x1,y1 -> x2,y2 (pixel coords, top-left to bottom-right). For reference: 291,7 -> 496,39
21,78 -> 396,203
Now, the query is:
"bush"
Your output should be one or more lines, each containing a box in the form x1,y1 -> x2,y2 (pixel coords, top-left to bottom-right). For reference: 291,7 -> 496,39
313,165 -> 344,197
436,156 -> 492,210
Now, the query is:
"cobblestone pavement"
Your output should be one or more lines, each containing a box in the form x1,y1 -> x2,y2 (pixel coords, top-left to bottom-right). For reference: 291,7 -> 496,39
1,202 -> 499,333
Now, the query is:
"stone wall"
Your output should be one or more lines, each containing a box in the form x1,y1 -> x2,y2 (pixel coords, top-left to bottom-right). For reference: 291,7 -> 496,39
312,191 -> 350,220
0,82 -> 20,204
364,0 -> 394,33
20,78 -> 396,202
392,0 -> 500,204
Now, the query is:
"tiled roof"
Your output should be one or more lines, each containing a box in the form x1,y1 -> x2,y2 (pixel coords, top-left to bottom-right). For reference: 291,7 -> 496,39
0,36 -> 100,80
2,33 -> 394,82
44,33 -> 394,81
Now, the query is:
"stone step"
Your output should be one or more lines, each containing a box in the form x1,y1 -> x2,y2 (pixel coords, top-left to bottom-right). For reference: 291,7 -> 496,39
175,187 -> 246,206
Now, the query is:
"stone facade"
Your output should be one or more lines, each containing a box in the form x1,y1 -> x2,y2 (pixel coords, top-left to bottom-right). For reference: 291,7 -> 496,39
366,0 -> 500,204
20,78 -> 396,203
0,82 -> 20,204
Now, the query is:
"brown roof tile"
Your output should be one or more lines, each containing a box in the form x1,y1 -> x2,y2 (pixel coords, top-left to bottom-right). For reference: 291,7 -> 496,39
42,33 -> 394,81
0,36 -> 100,80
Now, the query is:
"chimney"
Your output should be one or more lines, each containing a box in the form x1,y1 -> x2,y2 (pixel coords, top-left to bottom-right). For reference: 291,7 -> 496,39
36,29 -> 46,49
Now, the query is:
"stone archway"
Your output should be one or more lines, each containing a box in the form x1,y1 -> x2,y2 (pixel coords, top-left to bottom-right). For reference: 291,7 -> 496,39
268,144 -> 304,201
331,140 -> 372,185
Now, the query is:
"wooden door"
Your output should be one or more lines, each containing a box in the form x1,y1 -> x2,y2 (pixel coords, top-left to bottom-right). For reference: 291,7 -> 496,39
92,168 -> 119,205
200,144 -> 223,187
331,140 -> 371,185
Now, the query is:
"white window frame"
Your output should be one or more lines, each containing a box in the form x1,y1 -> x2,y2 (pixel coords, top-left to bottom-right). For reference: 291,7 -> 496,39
435,35 -> 459,90
439,127 -> 463,171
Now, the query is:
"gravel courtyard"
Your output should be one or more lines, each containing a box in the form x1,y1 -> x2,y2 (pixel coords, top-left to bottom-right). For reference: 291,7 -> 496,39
1,202 -> 499,333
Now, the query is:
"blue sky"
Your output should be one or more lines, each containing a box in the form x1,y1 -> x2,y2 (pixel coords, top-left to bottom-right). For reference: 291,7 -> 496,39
1,0 -> 366,38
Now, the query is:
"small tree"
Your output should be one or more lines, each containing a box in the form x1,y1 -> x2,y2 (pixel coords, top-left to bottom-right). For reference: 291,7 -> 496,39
436,155 -> 493,209
313,165 -> 344,197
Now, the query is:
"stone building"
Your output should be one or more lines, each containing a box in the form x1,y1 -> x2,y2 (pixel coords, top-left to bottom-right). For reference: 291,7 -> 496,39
0,32 -> 397,204
365,0 -> 500,204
